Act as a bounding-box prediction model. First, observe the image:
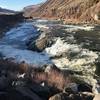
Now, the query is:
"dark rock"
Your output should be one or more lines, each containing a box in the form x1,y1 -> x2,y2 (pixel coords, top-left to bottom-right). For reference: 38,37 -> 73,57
78,83 -> 92,92
15,86 -> 42,100
28,33 -> 50,52
49,92 -> 94,100
0,89 -> 37,100
0,76 -> 11,90
64,83 -> 78,93
28,82 -> 50,99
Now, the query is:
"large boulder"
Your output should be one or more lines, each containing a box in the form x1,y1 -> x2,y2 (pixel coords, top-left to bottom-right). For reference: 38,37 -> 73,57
28,30 -> 53,52
93,94 -> 100,100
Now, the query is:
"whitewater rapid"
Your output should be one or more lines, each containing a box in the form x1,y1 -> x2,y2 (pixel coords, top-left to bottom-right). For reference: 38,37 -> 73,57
0,20 -> 99,68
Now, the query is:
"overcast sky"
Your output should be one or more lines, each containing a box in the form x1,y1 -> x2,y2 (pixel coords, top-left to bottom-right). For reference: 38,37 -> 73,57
0,0 -> 46,11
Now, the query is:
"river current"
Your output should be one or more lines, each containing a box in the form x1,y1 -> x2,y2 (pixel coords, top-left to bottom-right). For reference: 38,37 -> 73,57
0,20 -> 99,68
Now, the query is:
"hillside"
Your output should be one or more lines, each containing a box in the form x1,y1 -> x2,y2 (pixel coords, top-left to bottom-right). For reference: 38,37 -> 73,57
23,4 -> 42,18
0,7 -> 16,15
29,0 -> 100,23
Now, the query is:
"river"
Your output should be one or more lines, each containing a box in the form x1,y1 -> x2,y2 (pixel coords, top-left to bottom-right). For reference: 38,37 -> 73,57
0,20 -> 99,68
0,21 -> 51,65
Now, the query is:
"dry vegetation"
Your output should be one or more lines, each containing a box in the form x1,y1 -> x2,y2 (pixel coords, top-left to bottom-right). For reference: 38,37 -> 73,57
0,60 -> 72,91
30,65 -> 72,91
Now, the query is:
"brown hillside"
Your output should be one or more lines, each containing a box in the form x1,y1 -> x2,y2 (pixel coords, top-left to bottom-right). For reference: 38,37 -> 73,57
23,4 -> 41,18
30,0 -> 100,23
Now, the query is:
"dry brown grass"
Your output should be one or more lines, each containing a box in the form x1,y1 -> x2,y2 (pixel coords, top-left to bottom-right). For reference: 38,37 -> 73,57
0,59 -> 71,91
30,66 -> 71,91
46,68 -> 71,90
31,68 -> 47,83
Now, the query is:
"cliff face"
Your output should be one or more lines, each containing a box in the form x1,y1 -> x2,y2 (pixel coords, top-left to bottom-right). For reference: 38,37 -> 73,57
31,0 -> 100,23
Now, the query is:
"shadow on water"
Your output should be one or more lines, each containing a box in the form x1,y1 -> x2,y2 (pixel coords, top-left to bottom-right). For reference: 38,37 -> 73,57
75,25 -> 100,52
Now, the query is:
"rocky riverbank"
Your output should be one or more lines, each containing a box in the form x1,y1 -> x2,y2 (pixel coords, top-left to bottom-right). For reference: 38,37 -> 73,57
0,12 -> 24,34
0,59 -> 96,100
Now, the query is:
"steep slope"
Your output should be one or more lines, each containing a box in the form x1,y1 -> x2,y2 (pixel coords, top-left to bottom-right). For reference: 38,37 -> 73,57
23,4 -> 42,18
32,0 -> 100,23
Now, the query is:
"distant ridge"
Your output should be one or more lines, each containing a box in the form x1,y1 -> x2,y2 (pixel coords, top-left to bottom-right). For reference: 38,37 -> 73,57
0,7 -> 16,15
23,4 -> 42,18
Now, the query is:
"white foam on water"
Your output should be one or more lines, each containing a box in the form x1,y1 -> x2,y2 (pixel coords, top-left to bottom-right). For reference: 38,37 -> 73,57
45,38 -> 81,57
45,38 -> 98,71
35,24 -> 49,30
62,25 -> 94,32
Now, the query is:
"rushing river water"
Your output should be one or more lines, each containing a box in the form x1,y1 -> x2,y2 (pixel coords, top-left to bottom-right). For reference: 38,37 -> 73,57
0,21 -> 52,65
0,20 -> 100,94
0,20 -> 100,68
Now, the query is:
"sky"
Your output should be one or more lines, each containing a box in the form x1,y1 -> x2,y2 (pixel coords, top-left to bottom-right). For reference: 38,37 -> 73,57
0,0 -> 46,11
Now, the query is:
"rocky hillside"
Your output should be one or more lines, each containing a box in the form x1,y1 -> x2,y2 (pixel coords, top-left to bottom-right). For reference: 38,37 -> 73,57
23,4 -> 42,18
30,0 -> 100,23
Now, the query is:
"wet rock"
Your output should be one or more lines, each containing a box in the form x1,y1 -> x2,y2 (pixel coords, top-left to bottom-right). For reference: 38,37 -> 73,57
28,82 -> 50,99
28,28 -> 54,52
49,92 -> 94,100
78,83 -> 92,92
93,94 -> 100,100
64,83 -> 78,93
28,32 -> 49,52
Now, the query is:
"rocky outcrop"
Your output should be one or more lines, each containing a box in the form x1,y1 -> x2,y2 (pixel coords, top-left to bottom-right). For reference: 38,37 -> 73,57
93,94 -> 100,100
29,0 -> 100,23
